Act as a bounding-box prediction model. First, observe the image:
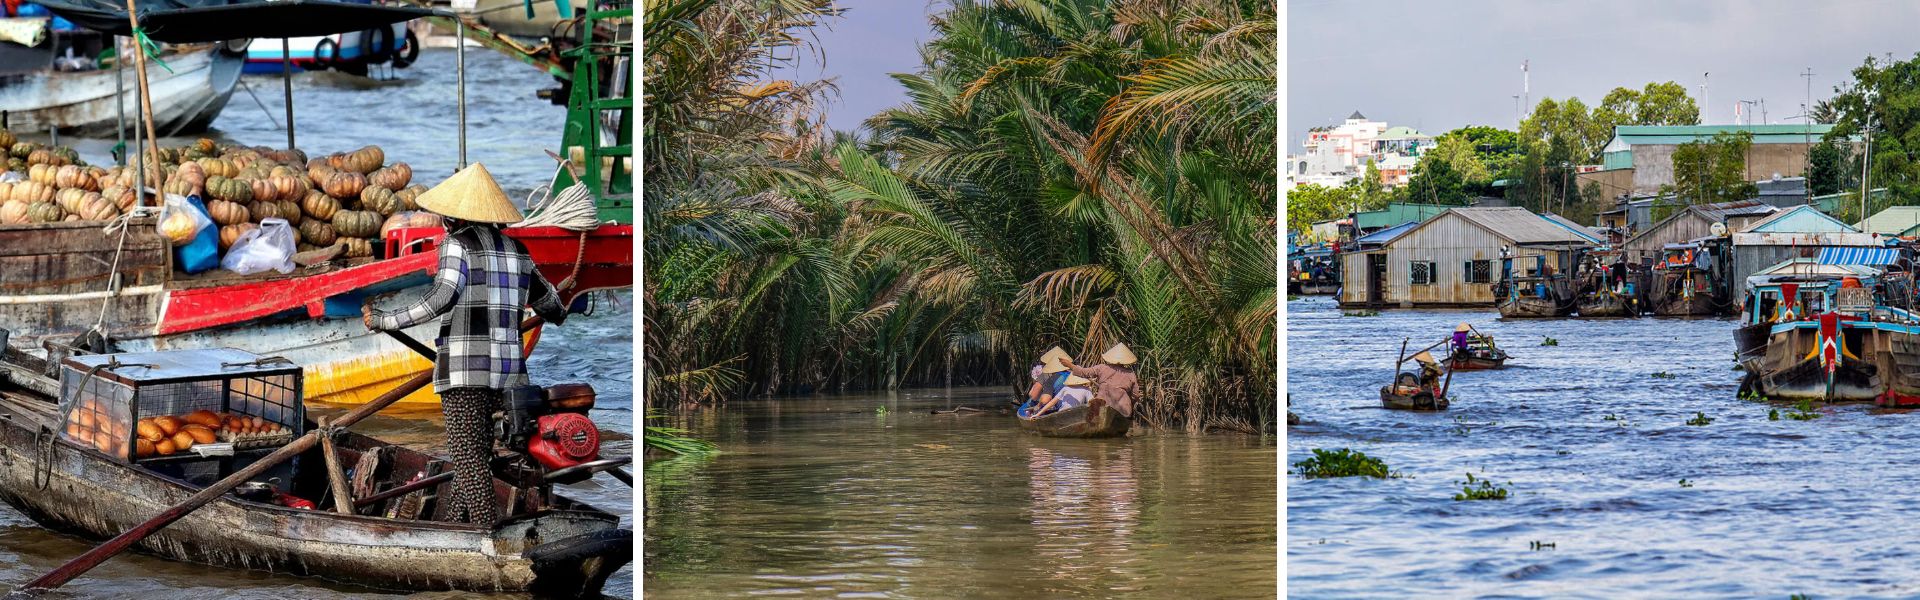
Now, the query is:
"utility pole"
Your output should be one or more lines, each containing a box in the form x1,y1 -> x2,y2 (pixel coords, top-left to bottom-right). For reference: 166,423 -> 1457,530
1513,95 -> 1522,129
1523,60 -> 1530,118
1804,67 -> 1814,201
1702,72 -> 1711,125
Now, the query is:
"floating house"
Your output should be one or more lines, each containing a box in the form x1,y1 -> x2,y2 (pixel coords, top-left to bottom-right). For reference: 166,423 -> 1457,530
1619,200 -> 1778,263
1338,207 -> 1600,308
1728,204 -> 1885,287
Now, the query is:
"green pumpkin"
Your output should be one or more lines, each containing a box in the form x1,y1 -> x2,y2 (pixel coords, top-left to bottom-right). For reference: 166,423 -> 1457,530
331,210 -> 381,238
298,219 -> 337,247
360,186 -> 400,215
25,202 -> 65,224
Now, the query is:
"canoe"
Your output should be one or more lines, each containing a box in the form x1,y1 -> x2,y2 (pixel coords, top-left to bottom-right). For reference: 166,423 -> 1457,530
1017,403 -> 1130,438
0,350 -> 629,596
1379,385 -> 1447,411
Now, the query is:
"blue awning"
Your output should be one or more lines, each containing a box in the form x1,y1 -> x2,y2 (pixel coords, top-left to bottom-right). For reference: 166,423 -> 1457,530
1817,247 -> 1901,265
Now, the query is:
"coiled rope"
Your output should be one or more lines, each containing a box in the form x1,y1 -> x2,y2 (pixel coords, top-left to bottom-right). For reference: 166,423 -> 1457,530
514,159 -> 600,232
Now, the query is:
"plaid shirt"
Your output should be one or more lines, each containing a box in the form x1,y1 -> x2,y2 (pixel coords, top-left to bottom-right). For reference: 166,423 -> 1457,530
371,225 -> 554,391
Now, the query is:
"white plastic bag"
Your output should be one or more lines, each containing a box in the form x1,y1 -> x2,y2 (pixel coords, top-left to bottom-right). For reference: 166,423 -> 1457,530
221,218 -> 297,275
157,193 -> 213,247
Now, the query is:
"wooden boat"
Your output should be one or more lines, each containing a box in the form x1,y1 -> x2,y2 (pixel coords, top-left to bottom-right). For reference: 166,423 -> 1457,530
1652,242 -> 1723,317
1499,294 -> 1570,318
1017,403 -> 1130,438
1,37 -> 243,136
0,349 -> 628,596
0,219 -> 632,406
242,25 -> 418,75
1380,382 -> 1447,411
1443,348 -> 1507,371
1735,267 -> 1920,404
1576,289 -> 1635,317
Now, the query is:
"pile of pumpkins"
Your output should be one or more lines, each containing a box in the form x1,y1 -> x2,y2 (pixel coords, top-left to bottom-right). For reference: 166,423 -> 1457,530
0,128 -> 128,226
125,136 -> 436,260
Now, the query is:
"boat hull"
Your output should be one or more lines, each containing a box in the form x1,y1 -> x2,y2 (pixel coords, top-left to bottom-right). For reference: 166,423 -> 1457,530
1577,291 -> 1634,317
1653,291 -> 1718,317
1737,320 -> 1920,403
1500,297 -> 1569,318
1017,404 -> 1131,438
0,45 -> 242,136
0,396 -> 624,594
1380,386 -> 1448,410
1443,353 -> 1506,371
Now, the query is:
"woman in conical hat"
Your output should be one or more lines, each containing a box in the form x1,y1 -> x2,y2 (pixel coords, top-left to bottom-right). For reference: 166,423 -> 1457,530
1452,323 -> 1473,355
1060,343 -> 1140,421
1026,346 -> 1070,408
363,163 -> 568,526
1033,374 -> 1095,416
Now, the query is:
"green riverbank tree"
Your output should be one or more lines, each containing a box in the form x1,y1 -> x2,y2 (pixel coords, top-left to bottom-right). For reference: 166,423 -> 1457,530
645,0 -> 1277,434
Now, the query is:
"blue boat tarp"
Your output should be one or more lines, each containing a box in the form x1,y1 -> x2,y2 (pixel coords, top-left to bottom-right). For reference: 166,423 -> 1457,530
1817,247 -> 1900,266
1354,221 -> 1418,247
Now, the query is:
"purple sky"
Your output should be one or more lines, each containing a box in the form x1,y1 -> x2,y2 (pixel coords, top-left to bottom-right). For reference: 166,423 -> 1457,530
1290,0 -> 1920,152
791,1 -> 941,133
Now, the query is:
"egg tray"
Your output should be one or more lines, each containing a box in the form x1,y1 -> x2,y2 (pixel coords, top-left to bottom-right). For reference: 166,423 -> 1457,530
219,430 -> 297,451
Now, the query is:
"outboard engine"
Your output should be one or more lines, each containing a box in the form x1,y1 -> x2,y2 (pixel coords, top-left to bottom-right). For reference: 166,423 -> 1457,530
497,383 -> 601,482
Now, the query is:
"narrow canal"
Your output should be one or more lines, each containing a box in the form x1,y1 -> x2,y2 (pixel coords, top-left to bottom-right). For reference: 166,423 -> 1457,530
1289,295 -> 1920,598
644,388 -> 1277,598
0,49 -> 632,597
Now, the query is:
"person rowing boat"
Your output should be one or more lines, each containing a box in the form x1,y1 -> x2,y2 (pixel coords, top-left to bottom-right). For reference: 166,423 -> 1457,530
1058,343 -> 1139,423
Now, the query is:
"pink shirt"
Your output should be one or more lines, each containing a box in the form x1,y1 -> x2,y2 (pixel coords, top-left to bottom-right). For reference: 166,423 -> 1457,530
1068,364 -> 1137,417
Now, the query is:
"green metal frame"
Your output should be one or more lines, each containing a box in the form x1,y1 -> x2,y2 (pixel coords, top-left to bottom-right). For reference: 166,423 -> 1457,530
553,6 -> 633,223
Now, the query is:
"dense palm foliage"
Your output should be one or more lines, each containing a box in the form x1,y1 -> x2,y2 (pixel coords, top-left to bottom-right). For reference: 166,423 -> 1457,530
644,0 -> 1277,433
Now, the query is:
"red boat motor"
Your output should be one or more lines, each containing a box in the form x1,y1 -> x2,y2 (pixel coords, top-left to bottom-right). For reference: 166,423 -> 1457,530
500,383 -> 602,483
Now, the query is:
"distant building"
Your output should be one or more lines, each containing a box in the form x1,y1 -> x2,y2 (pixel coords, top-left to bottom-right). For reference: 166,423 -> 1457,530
1856,206 -> 1920,237
1349,203 -> 1447,236
1286,112 -> 1432,189
1338,207 -> 1600,308
1579,124 -> 1846,197
1729,204 -> 1884,287
1619,200 -> 1778,263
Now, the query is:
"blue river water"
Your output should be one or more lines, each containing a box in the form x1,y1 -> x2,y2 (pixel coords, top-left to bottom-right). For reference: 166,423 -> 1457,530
1288,295 -> 1920,598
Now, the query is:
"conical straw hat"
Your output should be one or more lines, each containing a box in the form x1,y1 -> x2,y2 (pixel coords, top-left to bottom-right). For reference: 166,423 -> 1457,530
1038,346 -> 1069,367
1064,375 -> 1091,386
415,163 -> 524,224
1456,323 -> 1472,332
1101,343 -> 1137,365
1042,357 -> 1069,374
1412,351 -> 1437,364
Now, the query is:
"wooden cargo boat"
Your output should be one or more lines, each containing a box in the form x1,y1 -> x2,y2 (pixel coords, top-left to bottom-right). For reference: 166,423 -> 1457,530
1443,349 -> 1507,371
1016,403 -> 1130,438
0,348 -> 629,596
0,220 -> 632,406
1736,254 -> 1920,404
1576,289 -> 1634,317
1652,243 -> 1722,317
1496,255 -> 1574,318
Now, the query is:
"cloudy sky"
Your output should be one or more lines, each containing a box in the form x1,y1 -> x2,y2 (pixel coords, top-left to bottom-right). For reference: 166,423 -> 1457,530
1289,0 -> 1920,152
790,1 -> 938,133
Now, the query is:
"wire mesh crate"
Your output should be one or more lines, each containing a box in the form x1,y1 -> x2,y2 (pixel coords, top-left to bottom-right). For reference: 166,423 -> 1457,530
59,348 -> 305,462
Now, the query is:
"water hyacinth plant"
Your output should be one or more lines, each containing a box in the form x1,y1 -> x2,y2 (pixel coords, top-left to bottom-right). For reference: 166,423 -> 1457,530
1452,472 -> 1509,501
1292,448 -> 1392,478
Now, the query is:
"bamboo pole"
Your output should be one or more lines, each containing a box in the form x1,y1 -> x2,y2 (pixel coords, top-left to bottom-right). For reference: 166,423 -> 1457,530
282,38 -> 295,150
318,417 -> 355,515
123,0 -> 162,205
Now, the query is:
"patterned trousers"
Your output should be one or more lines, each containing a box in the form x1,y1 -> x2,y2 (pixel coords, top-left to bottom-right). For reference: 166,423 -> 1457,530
439,387 -> 498,525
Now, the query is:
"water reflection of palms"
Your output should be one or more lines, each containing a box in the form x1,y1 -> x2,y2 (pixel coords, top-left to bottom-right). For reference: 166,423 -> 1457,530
1026,445 -> 1139,588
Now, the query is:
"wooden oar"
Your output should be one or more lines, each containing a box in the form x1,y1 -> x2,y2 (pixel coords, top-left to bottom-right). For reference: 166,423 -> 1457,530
9,316 -> 543,596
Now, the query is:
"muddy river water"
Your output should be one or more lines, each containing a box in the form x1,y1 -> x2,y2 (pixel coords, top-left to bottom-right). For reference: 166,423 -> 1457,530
1289,295 -> 1920,598
645,388 -> 1277,598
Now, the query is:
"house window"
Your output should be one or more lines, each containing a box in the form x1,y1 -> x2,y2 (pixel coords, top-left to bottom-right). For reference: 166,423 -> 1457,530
1463,260 -> 1491,284
1410,261 -> 1436,285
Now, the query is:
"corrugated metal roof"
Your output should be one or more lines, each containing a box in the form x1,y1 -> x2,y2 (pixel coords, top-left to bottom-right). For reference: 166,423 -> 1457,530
1741,204 -> 1857,234
1541,213 -> 1606,243
1608,124 -> 1836,148
1857,206 -> 1920,235
1441,207 -> 1600,245
1692,200 -> 1777,222
1355,221 -> 1419,246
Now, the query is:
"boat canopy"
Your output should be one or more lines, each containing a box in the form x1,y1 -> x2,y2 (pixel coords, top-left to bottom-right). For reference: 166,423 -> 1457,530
1745,257 -> 1880,290
1817,246 -> 1902,266
34,0 -> 437,43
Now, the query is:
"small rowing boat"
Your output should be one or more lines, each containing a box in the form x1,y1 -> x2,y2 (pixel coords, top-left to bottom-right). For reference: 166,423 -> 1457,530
1380,382 -> 1448,411
1016,403 -> 1130,438
0,346 -> 629,596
